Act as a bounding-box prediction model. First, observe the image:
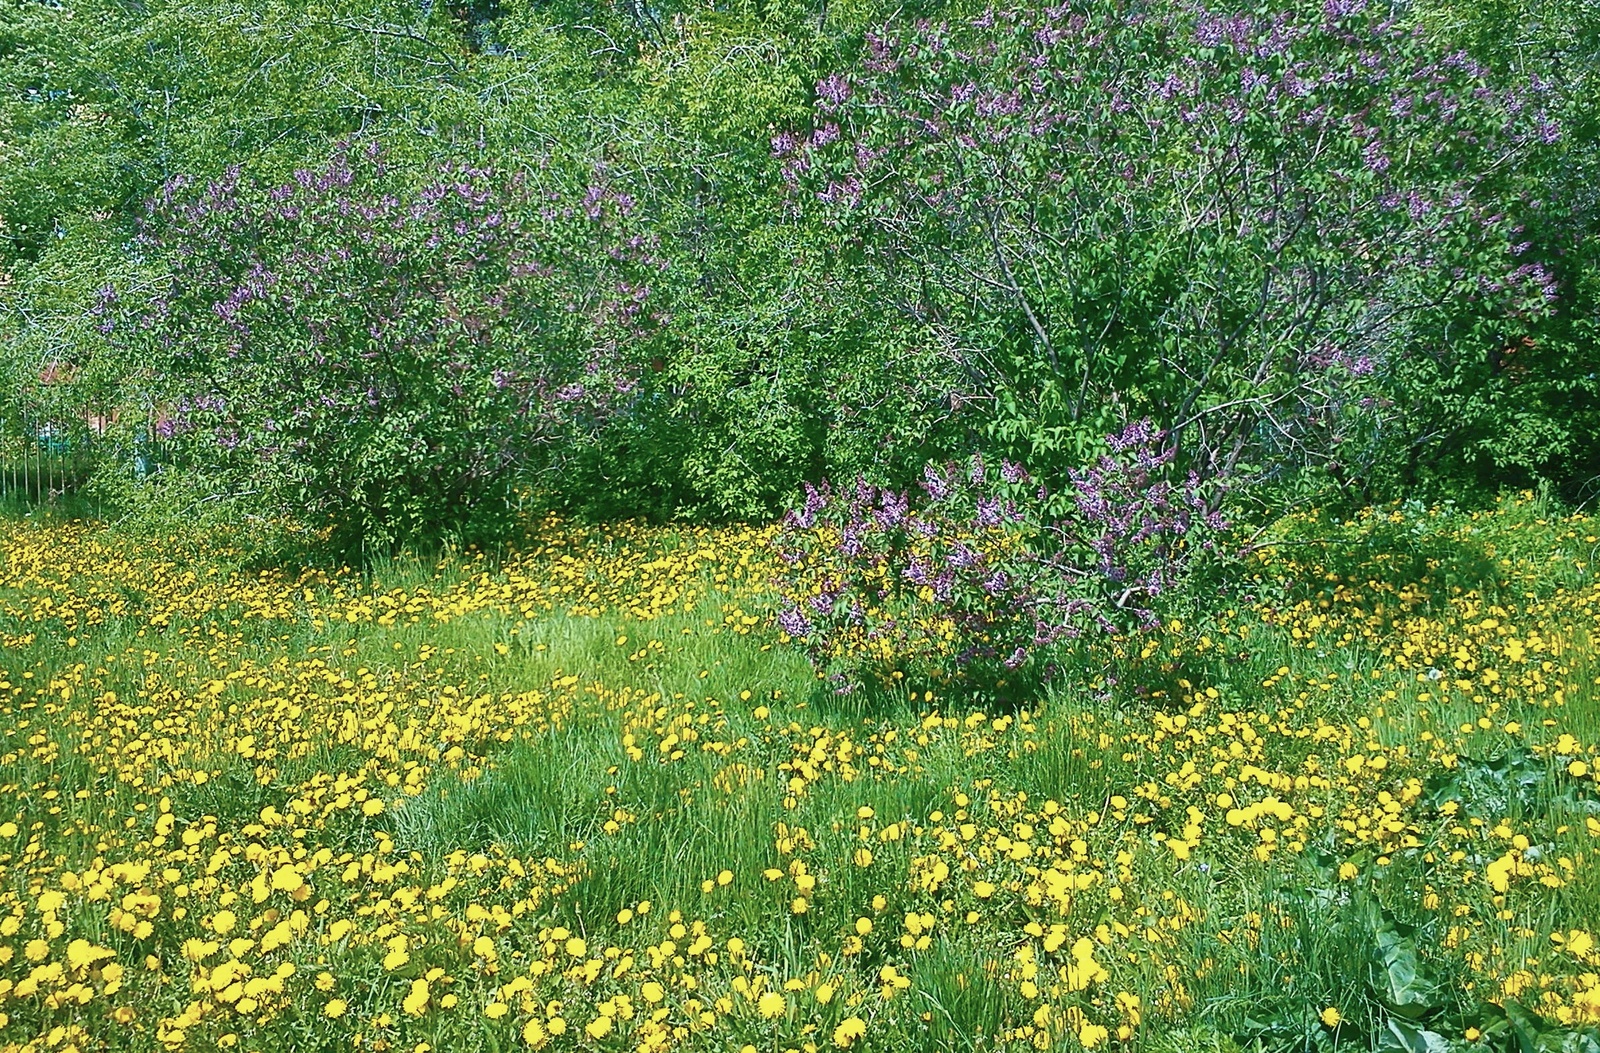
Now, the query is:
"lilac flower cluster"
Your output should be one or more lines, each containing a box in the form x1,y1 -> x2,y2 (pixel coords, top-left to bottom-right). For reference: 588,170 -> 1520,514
1048,421 -> 1228,632
772,422 -> 1230,698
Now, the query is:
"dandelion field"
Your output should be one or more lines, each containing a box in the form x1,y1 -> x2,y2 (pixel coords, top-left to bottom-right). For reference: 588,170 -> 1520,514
1,497 -> 1599,1053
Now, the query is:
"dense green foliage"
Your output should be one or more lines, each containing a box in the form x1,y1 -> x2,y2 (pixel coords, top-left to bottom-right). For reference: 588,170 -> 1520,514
2,0 -> 1596,545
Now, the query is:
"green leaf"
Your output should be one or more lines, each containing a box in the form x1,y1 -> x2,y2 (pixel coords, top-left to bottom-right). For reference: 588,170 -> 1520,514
1378,1018 -> 1454,1053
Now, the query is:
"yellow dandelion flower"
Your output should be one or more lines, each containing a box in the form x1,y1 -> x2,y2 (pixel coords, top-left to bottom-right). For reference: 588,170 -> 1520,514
833,1016 -> 867,1048
403,979 -> 430,1016
65,939 -> 113,971
270,864 -> 303,893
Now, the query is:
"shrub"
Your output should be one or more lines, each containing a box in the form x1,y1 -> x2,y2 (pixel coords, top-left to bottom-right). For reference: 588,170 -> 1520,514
95,141 -> 666,553
782,0 -> 1568,498
773,421 -> 1229,700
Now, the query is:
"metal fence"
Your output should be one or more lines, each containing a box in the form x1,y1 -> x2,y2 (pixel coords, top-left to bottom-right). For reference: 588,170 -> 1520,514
0,411 -> 103,504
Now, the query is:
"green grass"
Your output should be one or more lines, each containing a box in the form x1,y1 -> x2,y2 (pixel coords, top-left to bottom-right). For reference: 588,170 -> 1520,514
1,497 -> 1598,1052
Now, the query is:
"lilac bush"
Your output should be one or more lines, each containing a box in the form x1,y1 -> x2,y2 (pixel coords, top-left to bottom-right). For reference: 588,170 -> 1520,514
99,141 -> 666,550
773,421 -> 1228,698
779,0 -> 1567,489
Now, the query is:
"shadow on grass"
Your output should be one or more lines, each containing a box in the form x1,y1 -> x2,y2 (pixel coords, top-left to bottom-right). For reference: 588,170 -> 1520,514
389,727 -> 623,860
1261,508 -> 1510,614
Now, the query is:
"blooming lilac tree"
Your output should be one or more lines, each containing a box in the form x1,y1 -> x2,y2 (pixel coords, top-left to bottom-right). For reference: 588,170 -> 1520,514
99,142 -> 665,550
782,0 -> 1567,492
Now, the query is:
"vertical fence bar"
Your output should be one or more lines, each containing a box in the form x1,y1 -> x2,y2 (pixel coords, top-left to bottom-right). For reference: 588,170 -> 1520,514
0,398 -> 106,509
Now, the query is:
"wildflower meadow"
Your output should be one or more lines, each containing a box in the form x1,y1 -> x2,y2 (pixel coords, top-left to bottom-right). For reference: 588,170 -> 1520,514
1,494 -> 1598,1052
3,0 -> 1598,1049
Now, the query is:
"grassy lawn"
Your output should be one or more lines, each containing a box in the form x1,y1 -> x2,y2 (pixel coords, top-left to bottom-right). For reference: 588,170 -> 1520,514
0,497 -> 1597,1052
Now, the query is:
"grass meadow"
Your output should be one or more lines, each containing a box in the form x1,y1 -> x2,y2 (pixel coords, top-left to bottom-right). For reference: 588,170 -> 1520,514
0,496 -> 1598,1052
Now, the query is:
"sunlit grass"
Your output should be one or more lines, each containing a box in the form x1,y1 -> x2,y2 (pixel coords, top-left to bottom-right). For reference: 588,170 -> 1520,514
0,495 -> 1596,1051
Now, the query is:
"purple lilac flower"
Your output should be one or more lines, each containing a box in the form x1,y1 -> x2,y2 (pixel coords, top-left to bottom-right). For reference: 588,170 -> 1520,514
777,605 -> 814,638
873,490 -> 909,529
817,74 -> 853,110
